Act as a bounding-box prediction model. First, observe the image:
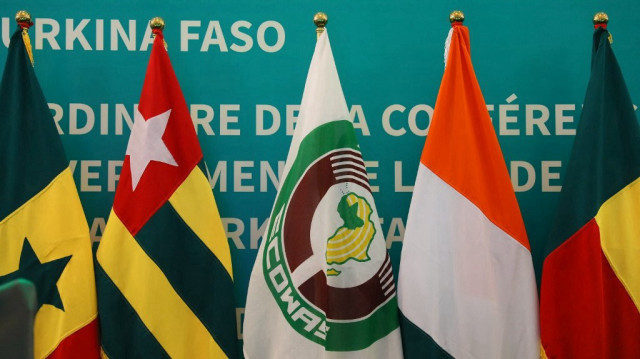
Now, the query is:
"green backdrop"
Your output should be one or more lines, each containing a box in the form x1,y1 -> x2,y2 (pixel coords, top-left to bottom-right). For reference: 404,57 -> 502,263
1,0 -> 638,351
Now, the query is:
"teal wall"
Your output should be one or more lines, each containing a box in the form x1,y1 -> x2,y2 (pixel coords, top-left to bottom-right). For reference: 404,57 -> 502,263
1,0 -> 638,348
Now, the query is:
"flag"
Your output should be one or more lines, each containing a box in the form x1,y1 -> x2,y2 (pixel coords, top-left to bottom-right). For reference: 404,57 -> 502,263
243,29 -> 403,358
540,23 -> 640,358
0,26 -> 99,358
95,28 -> 237,358
397,20 -> 540,358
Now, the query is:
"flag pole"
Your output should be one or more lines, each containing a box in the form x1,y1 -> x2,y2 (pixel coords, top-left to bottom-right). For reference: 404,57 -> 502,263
15,10 -> 34,66
150,16 -> 168,50
314,12 -> 328,39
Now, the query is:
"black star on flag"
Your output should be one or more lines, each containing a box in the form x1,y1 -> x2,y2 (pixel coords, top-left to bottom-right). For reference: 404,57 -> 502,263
0,238 -> 71,311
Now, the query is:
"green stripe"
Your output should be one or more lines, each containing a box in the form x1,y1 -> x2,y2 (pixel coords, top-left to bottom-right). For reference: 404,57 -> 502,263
399,311 -> 454,359
546,28 -> 640,256
135,201 -> 237,358
326,297 -> 400,351
96,263 -> 169,359
0,29 -> 68,221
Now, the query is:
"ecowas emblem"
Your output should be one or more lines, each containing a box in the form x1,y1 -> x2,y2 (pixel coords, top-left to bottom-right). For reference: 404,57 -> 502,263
263,121 -> 399,351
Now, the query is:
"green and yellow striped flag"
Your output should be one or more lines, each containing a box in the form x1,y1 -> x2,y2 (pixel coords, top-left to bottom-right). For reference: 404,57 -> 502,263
95,27 -> 237,358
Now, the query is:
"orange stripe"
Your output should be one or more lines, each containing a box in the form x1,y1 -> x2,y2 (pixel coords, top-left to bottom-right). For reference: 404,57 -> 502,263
421,25 -> 529,249
47,318 -> 100,359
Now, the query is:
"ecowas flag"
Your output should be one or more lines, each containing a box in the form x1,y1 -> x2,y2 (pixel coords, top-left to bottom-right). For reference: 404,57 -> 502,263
540,22 -> 640,358
0,26 -> 99,357
243,29 -> 403,358
396,20 -> 540,358
95,27 -> 237,358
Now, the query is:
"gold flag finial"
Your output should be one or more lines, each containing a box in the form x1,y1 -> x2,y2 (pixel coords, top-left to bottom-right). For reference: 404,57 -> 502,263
449,10 -> 465,24
15,10 -> 34,66
150,17 -> 165,31
593,12 -> 612,44
149,17 -> 168,50
593,12 -> 608,26
314,12 -> 328,39
15,10 -> 31,23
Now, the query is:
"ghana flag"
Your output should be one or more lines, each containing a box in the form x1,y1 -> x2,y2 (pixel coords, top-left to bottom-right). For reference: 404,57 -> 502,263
0,26 -> 99,358
397,19 -> 540,358
95,25 -> 237,358
243,28 -> 403,358
540,21 -> 640,358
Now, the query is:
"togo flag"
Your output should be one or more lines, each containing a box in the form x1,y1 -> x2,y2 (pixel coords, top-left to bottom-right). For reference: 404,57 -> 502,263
95,27 -> 237,358
396,20 -> 540,358
0,26 -> 99,357
243,29 -> 403,358
540,22 -> 640,358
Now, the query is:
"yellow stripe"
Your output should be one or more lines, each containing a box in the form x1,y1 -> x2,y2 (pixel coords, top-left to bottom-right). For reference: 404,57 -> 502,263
595,177 -> 640,311
0,169 -> 97,358
327,223 -> 374,262
328,227 -> 355,247
168,166 -> 233,278
347,223 -> 373,260
540,343 -> 549,359
96,212 -> 226,358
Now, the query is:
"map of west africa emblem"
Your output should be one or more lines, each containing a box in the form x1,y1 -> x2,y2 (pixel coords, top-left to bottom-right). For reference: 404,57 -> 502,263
325,193 -> 376,276
262,121 -> 399,351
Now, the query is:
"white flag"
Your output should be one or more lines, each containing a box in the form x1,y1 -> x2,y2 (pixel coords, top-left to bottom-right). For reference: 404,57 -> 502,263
243,30 -> 403,359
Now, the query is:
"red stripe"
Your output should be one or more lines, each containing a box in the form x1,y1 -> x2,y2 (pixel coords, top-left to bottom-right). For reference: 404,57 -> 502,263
48,318 -> 100,359
540,219 -> 640,358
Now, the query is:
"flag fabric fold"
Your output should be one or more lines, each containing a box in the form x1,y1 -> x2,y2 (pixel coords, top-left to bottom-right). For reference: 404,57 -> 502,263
0,27 -> 100,358
95,30 -> 237,358
397,22 -> 540,359
243,30 -> 403,358
540,25 -> 640,359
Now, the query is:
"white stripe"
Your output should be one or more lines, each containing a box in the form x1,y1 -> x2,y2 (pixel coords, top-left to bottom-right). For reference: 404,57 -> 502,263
379,266 -> 392,285
383,283 -> 395,297
381,275 -> 394,291
333,169 -> 368,181
333,167 -> 364,175
397,165 -> 539,359
331,160 -> 366,172
330,151 -> 362,161
379,256 -> 392,274
335,175 -> 370,189
290,254 -> 322,288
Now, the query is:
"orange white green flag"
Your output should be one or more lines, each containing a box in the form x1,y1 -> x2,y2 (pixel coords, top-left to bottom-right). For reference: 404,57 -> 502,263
397,18 -> 540,358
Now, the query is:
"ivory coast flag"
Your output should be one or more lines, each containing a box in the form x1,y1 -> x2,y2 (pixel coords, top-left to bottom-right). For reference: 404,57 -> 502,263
540,23 -> 640,358
396,20 -> 540,358
243,29 -> 403,358
95,28 -> 237,358
0,28 -> 99,358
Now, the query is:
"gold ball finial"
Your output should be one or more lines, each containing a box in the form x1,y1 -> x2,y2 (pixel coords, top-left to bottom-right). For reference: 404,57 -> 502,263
449,10 -> 464,23
314,12 -> 328,39
314,12 -> 328,28
15,10 -> 31,23
593,12 -> 608,25
150,17 -> 165,31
